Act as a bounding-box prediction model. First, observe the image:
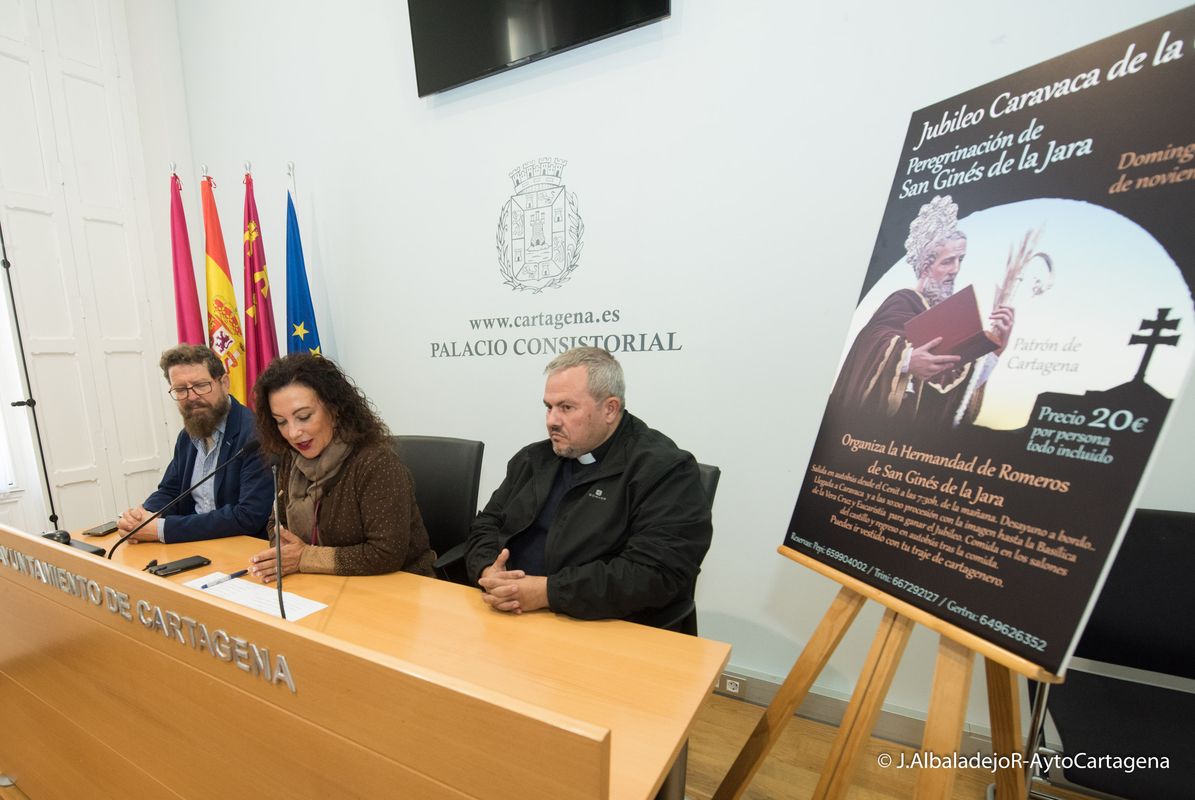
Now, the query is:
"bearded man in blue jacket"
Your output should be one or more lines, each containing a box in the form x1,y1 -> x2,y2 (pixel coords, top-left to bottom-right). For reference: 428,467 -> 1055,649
117,344 -> 272,544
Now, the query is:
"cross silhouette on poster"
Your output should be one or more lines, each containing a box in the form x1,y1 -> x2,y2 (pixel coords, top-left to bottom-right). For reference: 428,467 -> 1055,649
1130,307 -> 1180,383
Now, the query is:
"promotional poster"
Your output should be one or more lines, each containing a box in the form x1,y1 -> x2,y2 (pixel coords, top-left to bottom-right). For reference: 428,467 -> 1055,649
785,8 -> 1195,673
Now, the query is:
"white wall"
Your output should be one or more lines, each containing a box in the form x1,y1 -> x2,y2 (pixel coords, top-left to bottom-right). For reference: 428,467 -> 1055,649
122,0 -> 1195,729
122,0 -> 197,324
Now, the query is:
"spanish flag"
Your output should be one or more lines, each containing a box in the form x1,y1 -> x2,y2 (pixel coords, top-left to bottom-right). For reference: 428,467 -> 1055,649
201,177 -> 246,403
242,173 -> 279,405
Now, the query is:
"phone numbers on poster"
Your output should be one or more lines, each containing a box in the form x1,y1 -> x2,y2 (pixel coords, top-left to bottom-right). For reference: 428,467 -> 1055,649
980,614 -> 1048,652
890,576 -> 940,603
826,548 -> 870,573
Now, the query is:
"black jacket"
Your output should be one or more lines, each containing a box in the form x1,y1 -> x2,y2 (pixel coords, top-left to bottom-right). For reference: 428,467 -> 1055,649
465,412 -> 712,625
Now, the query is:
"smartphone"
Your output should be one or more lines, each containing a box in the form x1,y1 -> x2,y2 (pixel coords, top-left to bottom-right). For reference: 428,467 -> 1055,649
82,520 -> 119,536
147,555 -> 211,577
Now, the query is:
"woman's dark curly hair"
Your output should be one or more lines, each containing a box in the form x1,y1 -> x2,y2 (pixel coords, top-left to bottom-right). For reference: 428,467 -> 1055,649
252,354 -> 389,456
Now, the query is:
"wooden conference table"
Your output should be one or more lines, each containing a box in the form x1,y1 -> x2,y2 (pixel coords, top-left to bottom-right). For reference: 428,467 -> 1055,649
0,525 -> 730,799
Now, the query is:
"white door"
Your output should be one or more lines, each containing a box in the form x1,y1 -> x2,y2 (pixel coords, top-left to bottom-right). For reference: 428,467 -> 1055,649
0,0 -> 170,530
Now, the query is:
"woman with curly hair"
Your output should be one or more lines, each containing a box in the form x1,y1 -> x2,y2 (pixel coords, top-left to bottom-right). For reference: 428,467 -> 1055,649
246,354 -> 434,580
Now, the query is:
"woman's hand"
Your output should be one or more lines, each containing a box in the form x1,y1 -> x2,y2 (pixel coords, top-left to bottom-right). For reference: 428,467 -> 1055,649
249,526 -> 305,583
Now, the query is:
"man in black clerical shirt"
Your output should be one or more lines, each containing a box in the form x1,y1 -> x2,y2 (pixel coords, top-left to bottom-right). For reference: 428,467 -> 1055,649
464,347 -> 712,626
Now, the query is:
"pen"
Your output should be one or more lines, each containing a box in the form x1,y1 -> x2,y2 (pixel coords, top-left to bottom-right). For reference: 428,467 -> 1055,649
200,569 -> 248,590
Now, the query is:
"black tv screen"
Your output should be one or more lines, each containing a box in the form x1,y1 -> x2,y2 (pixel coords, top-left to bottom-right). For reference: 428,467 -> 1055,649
407,0 -> 671,97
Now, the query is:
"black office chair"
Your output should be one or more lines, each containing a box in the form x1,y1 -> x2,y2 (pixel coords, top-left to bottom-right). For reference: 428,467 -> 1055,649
655,462 -> 721,636
1026,508 -> 1195,799
390,435 -> 484,584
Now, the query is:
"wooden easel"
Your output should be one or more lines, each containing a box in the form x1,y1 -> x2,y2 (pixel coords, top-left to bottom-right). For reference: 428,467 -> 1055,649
713,546 -> 1062,800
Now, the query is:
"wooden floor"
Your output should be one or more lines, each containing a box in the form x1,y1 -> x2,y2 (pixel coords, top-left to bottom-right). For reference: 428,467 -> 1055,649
686,694 -> 1096,800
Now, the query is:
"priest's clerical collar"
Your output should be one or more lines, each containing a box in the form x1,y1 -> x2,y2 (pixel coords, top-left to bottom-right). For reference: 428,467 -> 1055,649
574,411 -> 628,465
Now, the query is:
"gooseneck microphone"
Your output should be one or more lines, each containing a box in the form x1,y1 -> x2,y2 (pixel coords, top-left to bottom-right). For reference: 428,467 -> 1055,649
270,462 -> 287,619
107,439 -> 263,560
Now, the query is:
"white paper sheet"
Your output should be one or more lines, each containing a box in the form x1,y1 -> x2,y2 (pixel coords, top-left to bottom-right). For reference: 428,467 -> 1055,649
184,572 -> 327,621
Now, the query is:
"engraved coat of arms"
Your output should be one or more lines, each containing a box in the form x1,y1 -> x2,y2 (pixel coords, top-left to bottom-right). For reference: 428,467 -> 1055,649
496,158 -> 584,292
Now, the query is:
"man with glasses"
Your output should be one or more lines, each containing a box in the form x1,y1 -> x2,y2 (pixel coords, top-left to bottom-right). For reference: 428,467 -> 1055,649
117,344 -> 272,543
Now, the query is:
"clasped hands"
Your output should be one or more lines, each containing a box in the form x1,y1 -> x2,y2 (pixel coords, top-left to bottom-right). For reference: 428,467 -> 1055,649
117,506 -> 158,543
249,526 -> 305,584
478,548 -> 548,614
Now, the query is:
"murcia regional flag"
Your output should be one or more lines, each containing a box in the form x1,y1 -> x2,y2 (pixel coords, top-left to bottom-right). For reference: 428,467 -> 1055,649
201,176 -> 246,403
242,172 -> 279,406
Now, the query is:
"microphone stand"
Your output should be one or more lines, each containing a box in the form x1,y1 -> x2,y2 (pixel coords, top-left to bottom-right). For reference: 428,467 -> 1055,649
107,440 -> 260,559
272,463 -> 286,619
0,216 -> 60,530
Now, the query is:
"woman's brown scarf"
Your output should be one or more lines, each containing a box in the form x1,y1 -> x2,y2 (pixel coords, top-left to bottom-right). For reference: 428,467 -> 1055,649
285,439 -> 352,543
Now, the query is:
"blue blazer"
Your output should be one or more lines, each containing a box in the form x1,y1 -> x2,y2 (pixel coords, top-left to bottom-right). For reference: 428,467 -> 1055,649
143,396 -> 273,543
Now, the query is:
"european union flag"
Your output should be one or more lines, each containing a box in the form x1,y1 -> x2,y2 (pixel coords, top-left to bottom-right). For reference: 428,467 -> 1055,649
285,191 -> 321,355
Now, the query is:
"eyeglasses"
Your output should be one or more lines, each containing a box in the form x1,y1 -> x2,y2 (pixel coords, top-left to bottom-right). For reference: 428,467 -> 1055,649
168,381 -> 215,400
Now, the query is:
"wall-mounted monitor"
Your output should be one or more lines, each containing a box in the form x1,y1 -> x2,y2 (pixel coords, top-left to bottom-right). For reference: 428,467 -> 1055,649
407,0 -> 671,97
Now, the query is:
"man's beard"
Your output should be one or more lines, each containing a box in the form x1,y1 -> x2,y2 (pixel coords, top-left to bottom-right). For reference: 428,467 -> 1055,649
181,395 -> 230,439
923,275 -> 956,306
549,430 -> 578,459
552,442 -> 581,459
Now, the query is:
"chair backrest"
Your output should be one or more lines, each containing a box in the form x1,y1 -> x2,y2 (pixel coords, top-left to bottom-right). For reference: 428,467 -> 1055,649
1041,508 -> 1195,798
697,463 -> 721,507
1075,508 -> 1195,673
390,435 -> 484,558
660,462 -> 720,636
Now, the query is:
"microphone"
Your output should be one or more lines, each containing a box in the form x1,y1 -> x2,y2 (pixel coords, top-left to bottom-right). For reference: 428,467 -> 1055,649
108,439 -> 263,559
271,463 -> 286,619
249,450 -> 286,618
254,454 -> 286,617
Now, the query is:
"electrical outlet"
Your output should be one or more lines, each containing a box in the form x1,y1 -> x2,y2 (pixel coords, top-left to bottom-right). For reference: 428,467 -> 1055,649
718,672 -> 747,696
